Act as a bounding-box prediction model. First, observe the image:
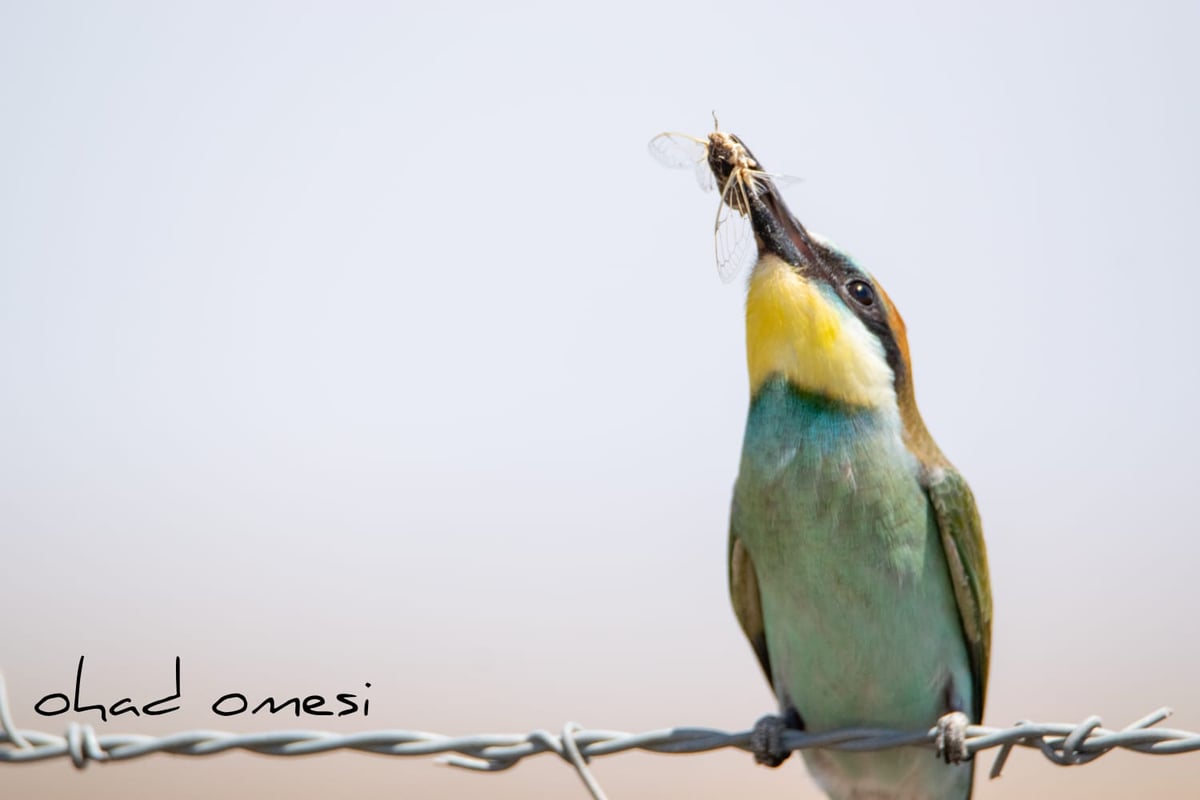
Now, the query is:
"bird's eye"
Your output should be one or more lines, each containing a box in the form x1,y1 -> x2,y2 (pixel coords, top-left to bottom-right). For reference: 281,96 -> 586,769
847,280 -> 875,306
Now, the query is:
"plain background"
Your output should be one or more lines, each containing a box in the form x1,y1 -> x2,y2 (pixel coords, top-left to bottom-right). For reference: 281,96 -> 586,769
2,1 -> 1198,797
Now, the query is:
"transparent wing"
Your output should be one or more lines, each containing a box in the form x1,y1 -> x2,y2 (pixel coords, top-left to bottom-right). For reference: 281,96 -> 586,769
767,173 -> 804,190
648,132 -> 707,169
648,132 -> 715,192
714,177 -> 758,283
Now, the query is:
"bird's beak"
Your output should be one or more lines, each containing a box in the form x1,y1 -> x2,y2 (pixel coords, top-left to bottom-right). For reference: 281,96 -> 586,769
710,136 -> 823,272
754,185 -> 822,268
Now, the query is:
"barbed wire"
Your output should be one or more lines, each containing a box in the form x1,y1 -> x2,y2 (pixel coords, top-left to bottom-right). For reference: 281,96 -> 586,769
1,675 -> 1195,800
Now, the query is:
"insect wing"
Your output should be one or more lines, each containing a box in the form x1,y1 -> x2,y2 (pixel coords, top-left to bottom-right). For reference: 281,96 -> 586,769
648,132 -> 715,192
766,173 -> 804,190
647,132 -> 706,169
713,177 -> 758,283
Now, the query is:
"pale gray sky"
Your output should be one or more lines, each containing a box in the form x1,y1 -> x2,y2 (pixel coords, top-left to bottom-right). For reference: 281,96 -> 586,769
2,2 -> 1198,797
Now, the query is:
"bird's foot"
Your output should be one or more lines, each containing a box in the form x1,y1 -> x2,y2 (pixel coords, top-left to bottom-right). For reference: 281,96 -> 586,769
935,710 -> 970,764
750,713 -> 792,767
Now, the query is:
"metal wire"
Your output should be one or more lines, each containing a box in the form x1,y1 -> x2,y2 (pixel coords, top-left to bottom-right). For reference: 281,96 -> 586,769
0,674 -> 1195,800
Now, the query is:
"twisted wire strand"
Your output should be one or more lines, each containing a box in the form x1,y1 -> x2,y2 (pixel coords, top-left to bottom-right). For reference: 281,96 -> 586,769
1,674 -> 1194,800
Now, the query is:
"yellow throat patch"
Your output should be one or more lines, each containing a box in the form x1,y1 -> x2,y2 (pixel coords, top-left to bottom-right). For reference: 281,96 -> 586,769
745,254 -> 896,408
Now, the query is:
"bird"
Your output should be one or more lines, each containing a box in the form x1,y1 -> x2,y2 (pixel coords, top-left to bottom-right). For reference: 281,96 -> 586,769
697,131 -> 992,800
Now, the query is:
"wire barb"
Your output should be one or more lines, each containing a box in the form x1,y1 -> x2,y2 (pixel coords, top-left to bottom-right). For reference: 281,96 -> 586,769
0,673 -> 1193,798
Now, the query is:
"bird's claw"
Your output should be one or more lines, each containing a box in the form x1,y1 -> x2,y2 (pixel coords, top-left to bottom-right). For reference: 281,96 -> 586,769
750,713 -> 792,767
935,710 -> 970,764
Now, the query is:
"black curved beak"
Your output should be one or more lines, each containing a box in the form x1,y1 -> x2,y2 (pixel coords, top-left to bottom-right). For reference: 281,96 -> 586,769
708,134 -> 823,271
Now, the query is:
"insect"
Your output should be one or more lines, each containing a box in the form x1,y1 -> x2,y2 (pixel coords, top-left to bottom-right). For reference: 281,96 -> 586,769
649,125 -> 797,283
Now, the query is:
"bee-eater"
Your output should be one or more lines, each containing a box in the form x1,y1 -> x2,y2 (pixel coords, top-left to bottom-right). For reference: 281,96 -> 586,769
701,132 -> 993,800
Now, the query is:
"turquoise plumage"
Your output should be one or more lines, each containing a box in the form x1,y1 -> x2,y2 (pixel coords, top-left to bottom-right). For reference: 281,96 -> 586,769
731,379 -> 977,799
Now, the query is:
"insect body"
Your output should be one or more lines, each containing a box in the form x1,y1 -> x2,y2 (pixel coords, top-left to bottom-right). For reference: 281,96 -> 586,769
649,129 -> 775,283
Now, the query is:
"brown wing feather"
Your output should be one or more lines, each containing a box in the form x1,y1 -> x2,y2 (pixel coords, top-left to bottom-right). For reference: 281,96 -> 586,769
728,530 -> 773,688
879,286 -> 992,723
925,466 -> 992,723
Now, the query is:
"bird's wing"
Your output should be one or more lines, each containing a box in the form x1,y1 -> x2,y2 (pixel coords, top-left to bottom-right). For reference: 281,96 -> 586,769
925,466 -> 992,722
728,528 -> 774,688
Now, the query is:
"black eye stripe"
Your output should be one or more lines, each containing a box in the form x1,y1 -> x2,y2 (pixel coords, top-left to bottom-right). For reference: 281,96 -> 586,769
809,240 -> 904,382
